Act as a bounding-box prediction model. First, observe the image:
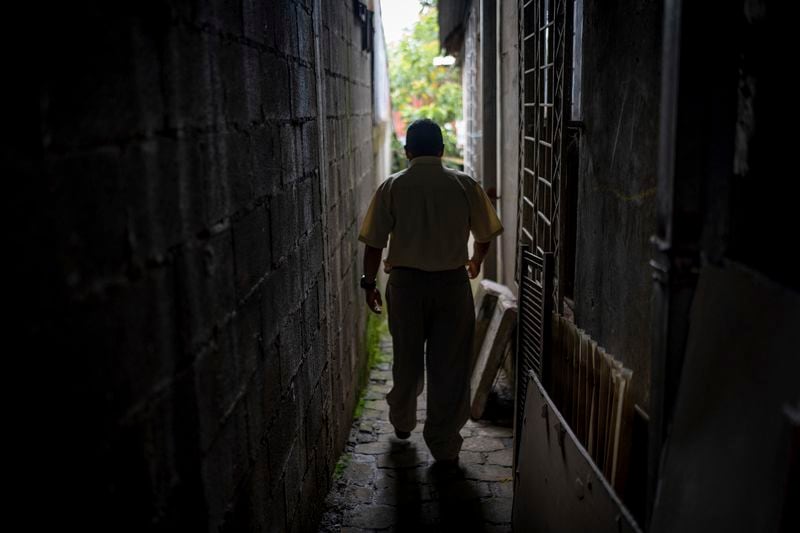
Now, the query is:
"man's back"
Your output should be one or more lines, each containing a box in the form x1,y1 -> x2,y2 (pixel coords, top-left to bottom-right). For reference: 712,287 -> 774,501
360,156 -> 502,272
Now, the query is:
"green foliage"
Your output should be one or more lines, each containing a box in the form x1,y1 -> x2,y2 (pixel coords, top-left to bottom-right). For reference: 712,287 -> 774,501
389,2 -> 462,169
333,454 -> 350,480
367,311 -> 390,368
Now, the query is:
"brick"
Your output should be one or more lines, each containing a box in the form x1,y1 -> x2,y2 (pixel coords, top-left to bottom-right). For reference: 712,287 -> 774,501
233,204 -> 271,295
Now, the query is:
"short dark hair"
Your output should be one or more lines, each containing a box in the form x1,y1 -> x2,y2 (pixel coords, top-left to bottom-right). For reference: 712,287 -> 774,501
405,119 -> 444,156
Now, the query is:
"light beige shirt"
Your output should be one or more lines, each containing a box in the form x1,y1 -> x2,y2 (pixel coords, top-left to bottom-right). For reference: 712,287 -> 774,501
358,156 -> 504,272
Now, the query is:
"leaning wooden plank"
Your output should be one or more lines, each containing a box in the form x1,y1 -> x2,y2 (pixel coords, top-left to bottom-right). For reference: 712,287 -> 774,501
576,329 -> 586,442
551,313 -> 563,401
470,294 -> 517,419
610,368 -> 629,487
581,332 -> 591,443
571,325 -> 580,430
588,338 -> 598,456
612,368 -> 634,492
595,346 -> 610,471
472,280 -> 514,373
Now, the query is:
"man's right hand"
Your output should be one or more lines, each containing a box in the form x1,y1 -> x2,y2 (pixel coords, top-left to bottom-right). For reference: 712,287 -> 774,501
467,258 -> 482,279
365,288 -> 383,314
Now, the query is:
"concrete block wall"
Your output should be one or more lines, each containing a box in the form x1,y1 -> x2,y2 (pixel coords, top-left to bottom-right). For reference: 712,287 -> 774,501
10,1 -> 375,531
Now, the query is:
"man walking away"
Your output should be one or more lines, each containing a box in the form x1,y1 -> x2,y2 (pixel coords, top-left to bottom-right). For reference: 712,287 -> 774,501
358,118 -> 503,466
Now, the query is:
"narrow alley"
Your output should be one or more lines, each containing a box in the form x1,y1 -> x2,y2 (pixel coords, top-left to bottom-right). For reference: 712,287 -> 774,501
318,330 -> 513,531
7,1 -> 798,532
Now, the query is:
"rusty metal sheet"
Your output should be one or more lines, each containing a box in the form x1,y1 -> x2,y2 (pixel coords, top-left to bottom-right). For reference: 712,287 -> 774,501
513,373 -> 642,533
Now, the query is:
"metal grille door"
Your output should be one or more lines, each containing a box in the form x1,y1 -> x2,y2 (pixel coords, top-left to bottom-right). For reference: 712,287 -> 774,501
517,0 -> 567,304
514,247 -> 553,456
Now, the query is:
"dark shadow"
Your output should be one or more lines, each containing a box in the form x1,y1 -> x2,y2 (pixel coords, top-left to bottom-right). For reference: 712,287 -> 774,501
429,463 -> 486,530
380,439 -> 488,531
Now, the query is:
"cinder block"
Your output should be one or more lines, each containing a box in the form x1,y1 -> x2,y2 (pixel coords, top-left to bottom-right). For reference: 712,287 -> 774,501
265,482 -> 287,532
294,2 -> 314,63
250,124 -> 281,199
243,0 -> 268,45
290,64 -> 317,120
233,204 -> 271,295
218,39 -> 247,126
267,386 -> 301,477
161,26 -> 214,130
175,227 -> 237,350
279,311 -> 304,391
233,285 -> 262,381
49,148 -> 128,277
267,1 -> 298,57
43,17 -> 163,150
279,123 -> 301,184
260,52 -> 292,120
107,265 -> 179,418
268,186 -> 298,262
225,131 -> 256,214
301,120 -> 319,176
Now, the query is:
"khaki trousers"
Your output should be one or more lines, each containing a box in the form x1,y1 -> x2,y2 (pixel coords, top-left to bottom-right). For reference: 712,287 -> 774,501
385,267 -> 475,460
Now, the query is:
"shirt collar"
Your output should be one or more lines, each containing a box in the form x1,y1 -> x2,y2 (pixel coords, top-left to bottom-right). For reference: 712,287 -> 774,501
409,156 -> 443,167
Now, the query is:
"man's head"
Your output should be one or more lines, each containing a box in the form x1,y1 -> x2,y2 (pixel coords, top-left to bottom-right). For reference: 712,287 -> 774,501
404,118 -> 444,159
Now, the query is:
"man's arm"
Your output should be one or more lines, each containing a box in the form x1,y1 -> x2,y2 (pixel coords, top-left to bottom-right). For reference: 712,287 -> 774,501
362,245 -> 383,314
467,240 -> 490,279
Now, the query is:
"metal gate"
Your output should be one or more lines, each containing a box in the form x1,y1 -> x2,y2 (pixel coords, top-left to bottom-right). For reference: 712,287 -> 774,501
517,0 -> 568,302
514,0 -> 569,460
514,246 -> 554,456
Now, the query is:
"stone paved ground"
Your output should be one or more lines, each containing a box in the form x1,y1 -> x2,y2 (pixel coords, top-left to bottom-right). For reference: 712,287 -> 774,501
318,334 -> 514,532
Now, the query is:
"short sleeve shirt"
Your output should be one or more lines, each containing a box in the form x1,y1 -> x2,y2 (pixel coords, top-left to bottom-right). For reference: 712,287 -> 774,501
358,156 -> 504,271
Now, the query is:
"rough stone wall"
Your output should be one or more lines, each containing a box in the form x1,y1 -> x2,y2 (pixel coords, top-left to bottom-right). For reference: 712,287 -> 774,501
9,1 -> 374,531
573,0 -> 662,409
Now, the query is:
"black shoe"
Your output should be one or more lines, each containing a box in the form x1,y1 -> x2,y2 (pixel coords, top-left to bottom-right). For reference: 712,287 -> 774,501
394,430 -> 411,440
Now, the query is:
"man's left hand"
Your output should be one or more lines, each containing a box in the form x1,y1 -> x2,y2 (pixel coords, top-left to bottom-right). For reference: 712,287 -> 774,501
366,287 -> 383,314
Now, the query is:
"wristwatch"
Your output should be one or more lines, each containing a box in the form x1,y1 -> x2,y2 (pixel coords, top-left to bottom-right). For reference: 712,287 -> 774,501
360,275 -> 377,290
